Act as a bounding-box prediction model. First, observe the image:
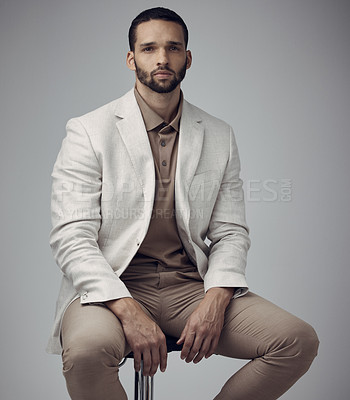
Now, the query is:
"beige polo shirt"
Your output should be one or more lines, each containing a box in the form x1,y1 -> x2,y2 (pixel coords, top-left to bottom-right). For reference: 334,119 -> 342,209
129,89 -> 194,269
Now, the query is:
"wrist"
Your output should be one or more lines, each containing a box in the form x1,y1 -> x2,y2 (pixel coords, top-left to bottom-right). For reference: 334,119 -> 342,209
206,287 -> 234,307
105,297 -> 137,322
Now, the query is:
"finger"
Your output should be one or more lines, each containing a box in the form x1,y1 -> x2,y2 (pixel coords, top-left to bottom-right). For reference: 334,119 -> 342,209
133,350 -> 142,372
177,326 -> 187,345
180,331 -> 195,360
159,339 -> 168,373
141,349 -> 152,376
150,346 -> 160,377
193,336 -> 211,364
177,337 -> 184,345
185,334 -> 203,363
205,335 -> 220,359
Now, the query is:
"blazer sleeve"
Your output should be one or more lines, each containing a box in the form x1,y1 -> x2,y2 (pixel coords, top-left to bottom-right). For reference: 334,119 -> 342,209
205,126 -> 251,298
49,118 -> 132,304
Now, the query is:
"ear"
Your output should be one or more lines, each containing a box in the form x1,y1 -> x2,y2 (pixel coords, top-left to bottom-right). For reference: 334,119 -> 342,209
186,50 -> 192,70
126,51 -> 136,71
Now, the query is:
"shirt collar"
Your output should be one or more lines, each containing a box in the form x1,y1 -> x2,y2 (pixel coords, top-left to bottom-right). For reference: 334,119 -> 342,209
134,87 -> 183,133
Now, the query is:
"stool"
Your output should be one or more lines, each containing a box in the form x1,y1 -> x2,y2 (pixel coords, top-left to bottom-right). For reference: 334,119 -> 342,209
119,335 -> 183,400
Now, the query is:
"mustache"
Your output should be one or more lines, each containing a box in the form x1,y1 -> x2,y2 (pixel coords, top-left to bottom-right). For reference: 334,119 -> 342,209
151,66 -> 175,75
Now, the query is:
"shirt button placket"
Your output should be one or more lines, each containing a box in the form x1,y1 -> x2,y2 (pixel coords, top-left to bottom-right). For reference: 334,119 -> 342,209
159,134 -> 168,170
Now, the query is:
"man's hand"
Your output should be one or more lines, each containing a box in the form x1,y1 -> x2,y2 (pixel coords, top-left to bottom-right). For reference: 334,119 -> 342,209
106,298 -> 167,376
177,287 -> 234,364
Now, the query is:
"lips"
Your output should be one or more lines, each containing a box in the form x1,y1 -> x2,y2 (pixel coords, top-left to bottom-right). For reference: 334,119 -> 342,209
154,72 -> 172,77
153,69 -> 173,78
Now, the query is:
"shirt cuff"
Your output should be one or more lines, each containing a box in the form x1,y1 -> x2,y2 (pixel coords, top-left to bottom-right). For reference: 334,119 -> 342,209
233,287 -> 249,299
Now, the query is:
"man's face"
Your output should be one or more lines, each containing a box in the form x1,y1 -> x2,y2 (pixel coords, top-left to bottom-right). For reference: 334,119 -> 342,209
127,20 -> 192,94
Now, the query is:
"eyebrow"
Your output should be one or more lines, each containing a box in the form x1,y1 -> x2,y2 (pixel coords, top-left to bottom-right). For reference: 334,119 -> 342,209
140,42 -> 156,47
168,41 -> 183,46
139,41 -> 184,47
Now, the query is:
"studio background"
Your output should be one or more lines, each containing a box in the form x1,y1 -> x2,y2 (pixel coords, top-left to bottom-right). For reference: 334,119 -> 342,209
1,0 -> 349,399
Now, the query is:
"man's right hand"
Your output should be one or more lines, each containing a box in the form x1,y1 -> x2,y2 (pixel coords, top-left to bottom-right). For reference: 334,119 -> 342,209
105,298 -> 167,376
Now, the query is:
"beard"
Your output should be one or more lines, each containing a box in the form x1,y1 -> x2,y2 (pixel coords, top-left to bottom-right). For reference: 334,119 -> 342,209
134,58 -> 187,93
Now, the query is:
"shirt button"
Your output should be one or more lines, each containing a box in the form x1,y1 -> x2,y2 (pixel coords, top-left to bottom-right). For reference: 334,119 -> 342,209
161,140 -> 166,147
162,160 -> 167,166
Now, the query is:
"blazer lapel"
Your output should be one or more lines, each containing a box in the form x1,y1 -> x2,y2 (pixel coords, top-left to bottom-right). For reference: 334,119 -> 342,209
175,100 -> 204,233
114,90 -> 155,203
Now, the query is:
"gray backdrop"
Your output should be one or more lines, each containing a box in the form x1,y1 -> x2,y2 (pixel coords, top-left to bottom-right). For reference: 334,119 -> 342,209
1,0 -> 349,399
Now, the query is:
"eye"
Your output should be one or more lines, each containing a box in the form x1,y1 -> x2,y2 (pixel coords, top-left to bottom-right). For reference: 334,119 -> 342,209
142,47 -> 154,52
169,46 -> 179,51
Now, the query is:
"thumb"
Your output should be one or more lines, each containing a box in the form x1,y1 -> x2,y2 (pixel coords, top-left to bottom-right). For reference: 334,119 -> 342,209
177,326 -> 187,344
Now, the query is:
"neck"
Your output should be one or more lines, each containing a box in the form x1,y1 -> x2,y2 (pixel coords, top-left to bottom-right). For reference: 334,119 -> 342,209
135,80 -> 181,122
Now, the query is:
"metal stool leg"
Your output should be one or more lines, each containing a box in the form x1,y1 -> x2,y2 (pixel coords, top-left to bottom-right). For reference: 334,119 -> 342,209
135,361 -> 153,400
134,369 -> 139,400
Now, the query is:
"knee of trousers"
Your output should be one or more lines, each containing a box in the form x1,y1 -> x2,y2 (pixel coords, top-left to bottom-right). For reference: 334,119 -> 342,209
62,331 -> 125,374
270,319 -> 320,372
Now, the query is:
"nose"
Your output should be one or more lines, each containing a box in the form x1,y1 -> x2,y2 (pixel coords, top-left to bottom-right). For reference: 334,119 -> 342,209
157,48 -> 169,66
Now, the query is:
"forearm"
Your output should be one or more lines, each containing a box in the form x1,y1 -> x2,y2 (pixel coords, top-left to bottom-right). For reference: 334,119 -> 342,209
204,287 -> 235,310
205,127 -> 250,292
105,297 -> 142,323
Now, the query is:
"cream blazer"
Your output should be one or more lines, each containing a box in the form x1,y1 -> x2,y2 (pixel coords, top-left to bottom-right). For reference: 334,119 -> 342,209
47,89 -> 250,354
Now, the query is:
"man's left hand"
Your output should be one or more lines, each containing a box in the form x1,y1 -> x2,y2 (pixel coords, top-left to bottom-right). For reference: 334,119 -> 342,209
177,287 -> 234,364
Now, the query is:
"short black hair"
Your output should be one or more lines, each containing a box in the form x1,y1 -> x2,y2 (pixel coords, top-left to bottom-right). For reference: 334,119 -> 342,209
128,7 -> 189,51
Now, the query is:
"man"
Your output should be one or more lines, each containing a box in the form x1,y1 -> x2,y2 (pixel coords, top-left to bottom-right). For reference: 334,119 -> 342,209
47,7 -> 319,400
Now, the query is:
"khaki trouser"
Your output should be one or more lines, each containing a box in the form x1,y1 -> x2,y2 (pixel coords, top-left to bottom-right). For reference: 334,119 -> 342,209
61,264 -> 319,400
